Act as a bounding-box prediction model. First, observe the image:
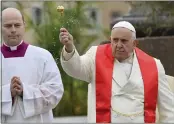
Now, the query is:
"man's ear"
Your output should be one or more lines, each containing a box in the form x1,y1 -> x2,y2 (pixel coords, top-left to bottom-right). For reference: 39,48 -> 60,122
23,22 -> 26,32
134,40 -> 139,47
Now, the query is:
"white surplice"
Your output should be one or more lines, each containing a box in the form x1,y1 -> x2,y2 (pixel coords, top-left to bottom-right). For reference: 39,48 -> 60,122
0,43 -> 64,123
61,45 -> 174,123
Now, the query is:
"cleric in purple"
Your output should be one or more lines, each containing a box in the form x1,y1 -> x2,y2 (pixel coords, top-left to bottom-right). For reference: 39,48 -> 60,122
1,7 -> 64,123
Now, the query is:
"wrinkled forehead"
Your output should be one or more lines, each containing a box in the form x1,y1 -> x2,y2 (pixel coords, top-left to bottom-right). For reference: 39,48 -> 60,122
111,27 -> 133,38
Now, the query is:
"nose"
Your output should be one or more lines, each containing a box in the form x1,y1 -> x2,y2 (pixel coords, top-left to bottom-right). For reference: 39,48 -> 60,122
11,25 -> 16,33
116,40 -> 122,48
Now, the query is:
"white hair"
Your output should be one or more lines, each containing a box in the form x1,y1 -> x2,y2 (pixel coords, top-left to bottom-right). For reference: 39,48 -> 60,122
132,32 -> 136,41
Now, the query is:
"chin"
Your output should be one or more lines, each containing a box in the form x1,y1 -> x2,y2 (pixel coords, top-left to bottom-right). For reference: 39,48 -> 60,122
115,55 -> 124,60
8,40 -> 20,46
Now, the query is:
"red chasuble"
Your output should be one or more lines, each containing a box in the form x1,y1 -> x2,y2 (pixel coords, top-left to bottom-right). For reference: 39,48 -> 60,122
96,44 -> 158,123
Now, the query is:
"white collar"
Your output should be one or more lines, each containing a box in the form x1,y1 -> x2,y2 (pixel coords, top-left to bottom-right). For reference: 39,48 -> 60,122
4,40 -> 23,51
116,51 -> 134,64
122,52 -> 134,64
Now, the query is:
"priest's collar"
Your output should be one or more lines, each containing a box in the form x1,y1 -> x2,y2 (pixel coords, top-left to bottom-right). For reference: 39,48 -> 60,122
117,52 -> 134,64
3,40 -> 23,51
1,40 -> 29,58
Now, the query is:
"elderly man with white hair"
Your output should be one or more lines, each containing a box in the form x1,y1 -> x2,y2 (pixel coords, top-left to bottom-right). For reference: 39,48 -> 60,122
59,21 -> 174,123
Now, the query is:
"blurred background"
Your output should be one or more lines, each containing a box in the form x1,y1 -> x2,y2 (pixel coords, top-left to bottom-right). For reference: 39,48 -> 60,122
1,1 -> 174,123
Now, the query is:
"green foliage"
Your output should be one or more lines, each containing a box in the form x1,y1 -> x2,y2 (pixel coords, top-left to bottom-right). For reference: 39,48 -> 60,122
16,1 -> 99,116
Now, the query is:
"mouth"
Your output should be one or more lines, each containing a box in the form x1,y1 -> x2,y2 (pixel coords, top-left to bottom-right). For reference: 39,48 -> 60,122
116,50 -> 124,53
9,36 -> 17,39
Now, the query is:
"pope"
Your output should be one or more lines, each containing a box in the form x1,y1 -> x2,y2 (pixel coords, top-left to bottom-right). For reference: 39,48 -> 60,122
59,21 -> 174,123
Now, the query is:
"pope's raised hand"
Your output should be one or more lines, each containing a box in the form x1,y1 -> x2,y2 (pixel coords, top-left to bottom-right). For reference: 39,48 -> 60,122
59,28 -> 74,53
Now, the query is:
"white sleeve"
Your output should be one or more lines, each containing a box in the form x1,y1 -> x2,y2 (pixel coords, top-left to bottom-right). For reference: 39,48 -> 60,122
62,46 -> 75,61
61,46 -> 97,83
21,52 -> 64,118
166,75 -> 174,92
1,84 -> 16,116
155,59 -> 174,123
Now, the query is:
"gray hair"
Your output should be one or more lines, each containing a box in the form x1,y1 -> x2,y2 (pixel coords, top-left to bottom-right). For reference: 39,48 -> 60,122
132,32 -> 136,41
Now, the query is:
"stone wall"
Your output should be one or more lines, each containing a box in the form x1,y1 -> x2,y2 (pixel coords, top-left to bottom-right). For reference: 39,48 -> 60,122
137,36 -> 174,76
